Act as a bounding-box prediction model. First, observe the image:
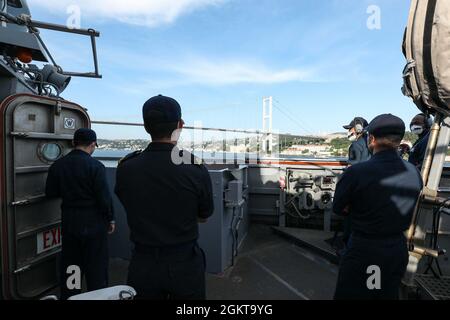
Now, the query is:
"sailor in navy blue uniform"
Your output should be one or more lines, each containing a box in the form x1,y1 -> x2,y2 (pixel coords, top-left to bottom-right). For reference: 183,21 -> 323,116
333,114 -> 423,300
45,128 -> 115,300
115,95 -> 214,300
408,113 -> 432,170
343,117 -> 371,166
340,117 -> 372,248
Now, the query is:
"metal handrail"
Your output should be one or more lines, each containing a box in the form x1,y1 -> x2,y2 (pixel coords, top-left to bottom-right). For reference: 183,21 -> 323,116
91,120 -> 324,139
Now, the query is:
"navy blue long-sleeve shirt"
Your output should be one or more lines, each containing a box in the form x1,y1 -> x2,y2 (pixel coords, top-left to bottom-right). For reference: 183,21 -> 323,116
348,134 -> 371,165
115,143 -> 214,247
46,149 -> 114,234
409,131 -> 430,170
333,149 -> 423,236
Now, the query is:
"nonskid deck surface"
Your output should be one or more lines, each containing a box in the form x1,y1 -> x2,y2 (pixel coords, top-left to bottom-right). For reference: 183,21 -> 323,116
109,225 -> 338,300
415,274 -> 450,300
272,227 -> 341,265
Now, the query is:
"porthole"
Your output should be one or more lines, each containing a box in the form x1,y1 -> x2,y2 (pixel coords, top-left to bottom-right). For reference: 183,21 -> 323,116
38,143 -> 63,163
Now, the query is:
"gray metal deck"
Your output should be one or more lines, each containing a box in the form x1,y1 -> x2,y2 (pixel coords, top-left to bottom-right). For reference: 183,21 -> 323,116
109,225 -> 338,300
272,227 -> 340,264
415,274 -> 450,300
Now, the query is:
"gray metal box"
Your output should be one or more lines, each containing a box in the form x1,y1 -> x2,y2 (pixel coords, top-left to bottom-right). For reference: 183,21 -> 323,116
225,180 -> 243,206
106,165 -> 249,275
198,166 -> 249,274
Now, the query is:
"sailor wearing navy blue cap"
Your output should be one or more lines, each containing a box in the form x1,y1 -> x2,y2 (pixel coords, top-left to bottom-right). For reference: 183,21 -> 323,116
408,113 -> 432,170
339,117 -> 371,252
45,128 -> 115,299
343,117 -> 371,166
333,114 -> 423,300
115,95 -> 214,300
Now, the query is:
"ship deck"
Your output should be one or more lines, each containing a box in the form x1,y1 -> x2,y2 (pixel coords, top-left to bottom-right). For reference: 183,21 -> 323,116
109,224 -> 338,300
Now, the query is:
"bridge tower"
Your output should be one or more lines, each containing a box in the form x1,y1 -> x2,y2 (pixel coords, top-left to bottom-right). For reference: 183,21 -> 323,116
262,96 -> 273,154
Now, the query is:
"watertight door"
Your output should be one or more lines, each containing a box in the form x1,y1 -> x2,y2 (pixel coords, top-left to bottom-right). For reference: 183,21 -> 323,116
0,94 -> 90,299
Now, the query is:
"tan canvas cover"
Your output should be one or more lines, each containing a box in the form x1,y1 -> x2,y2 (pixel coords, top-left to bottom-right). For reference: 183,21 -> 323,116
403,0 -> 450,115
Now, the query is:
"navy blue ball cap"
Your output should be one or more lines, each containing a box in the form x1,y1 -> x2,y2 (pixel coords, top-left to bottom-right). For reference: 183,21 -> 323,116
74,128 -> 98,146
343,117 -> 369,130
367,114 -> 406,138
142,95 -> 182,124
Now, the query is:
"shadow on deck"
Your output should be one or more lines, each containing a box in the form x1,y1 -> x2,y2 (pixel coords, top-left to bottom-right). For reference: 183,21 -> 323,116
109,225 -> 338,300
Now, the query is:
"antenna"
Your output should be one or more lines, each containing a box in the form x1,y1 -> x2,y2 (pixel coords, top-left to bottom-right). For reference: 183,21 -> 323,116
262,96 -> 273,154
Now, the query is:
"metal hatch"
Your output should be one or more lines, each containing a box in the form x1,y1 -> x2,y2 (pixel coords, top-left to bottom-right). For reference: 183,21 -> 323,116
0,93 -> 90,299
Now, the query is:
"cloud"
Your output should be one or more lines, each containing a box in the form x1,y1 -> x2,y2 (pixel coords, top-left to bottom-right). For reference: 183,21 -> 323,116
92,46 -> 319,88
107,54 -> 319,93
27,0 -> 226,27
168,58 -> 314,85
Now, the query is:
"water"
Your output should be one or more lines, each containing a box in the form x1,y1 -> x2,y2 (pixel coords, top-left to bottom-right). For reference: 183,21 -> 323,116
93,149 -> 345,168
94,149 -> 130,159
93,150 -> 129,167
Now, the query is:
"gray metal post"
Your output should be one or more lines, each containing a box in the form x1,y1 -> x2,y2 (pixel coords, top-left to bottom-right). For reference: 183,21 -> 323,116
404,116 -> 450,286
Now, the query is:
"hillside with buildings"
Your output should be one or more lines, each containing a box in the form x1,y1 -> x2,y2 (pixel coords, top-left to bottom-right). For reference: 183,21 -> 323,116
97,132 -> 421,159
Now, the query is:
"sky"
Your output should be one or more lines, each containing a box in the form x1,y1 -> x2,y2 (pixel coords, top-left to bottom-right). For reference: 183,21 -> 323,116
25,0 -> 418,140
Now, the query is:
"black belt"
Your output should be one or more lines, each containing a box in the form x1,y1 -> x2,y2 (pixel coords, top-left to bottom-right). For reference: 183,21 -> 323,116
352,231 -> 405,240
62,204 -> 98,210
134,240 -> 197,256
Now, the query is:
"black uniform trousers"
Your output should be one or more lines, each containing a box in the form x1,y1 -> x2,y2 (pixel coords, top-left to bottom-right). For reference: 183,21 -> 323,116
334,234 -> 409,300
60,212 -> 109,300
342,217 -> 352,246
127,242 -> 206,300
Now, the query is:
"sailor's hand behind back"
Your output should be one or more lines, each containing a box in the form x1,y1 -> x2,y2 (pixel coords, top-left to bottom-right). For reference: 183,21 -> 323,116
198,218 -> 208,224
108,222 -> 116,234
